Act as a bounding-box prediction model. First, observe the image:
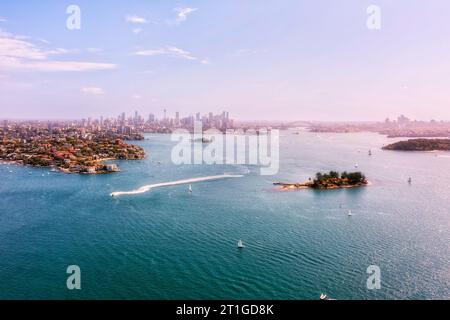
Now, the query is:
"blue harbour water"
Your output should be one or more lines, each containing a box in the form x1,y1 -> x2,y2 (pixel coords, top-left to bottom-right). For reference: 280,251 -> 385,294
0,131 -> 449,299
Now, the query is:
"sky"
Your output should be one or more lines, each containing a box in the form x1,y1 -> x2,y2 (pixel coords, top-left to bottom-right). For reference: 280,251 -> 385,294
1,0 -> 450,121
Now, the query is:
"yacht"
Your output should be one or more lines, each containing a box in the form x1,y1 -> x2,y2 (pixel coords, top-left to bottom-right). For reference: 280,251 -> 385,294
188,184 -> 193,193
237,240 -> 245,248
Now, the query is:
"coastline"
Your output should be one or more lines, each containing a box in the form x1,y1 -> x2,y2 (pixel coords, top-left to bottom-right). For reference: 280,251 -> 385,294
0,157 -> 125,174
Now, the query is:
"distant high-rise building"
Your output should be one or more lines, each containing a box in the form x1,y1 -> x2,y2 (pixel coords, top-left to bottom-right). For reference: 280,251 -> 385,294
397,115 -> 410,125
175,112 -> 180,126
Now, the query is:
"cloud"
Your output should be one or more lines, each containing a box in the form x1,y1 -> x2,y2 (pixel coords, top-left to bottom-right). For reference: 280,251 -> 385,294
133,46 -> 199,61
0,17 -> 7,23
174,8 -> 197,24
231,48 -> 270,57
132,28 -> 143,34
126,15 -> 148,24
37,38 -> 50,45
132,94 -> 142,99
81,87 -> 105,95
0,30 -> 117,72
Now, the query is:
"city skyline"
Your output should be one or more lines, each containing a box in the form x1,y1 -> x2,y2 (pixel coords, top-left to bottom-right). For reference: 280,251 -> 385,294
2,1 -> 450,121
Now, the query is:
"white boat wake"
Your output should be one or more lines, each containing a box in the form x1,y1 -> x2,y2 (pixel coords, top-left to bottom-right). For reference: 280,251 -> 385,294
110,174 -> 243,197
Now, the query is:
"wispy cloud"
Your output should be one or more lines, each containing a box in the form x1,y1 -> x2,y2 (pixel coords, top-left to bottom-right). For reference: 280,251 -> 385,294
132,28 -> 143,35
0,30 -> 117,72
132,94 -> 142,99
174,8 -> 197,25
133,46 -> 210,65
133,46 -> 202,62
37,38 -> 50,45
126,15 -> 148,24
0,17 -> 7,23
81,87 -> 105,95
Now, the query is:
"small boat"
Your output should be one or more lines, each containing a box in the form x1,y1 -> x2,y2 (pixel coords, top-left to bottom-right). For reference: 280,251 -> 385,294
188,184 -> 193,193
348,210 -> 352,217
368,150 -> 372,156
237,240 -> 245,248
320,293 -> 336,300
408,177 -> 412,184
354,163 -> 359,168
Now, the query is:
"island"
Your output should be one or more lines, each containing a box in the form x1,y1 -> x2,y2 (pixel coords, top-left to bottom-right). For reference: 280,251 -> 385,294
0,125 -> 145,174
383,138 -> 450,151
274,171 -> 368,190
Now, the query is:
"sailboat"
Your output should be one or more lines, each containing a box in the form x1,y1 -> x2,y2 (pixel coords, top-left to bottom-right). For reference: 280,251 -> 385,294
368,150 -> 372,156
237,240 -> 245,248
354,163 -> 359,168
408,177 -> 412,184
348,210 -> 352,217
188,184 -> 193,193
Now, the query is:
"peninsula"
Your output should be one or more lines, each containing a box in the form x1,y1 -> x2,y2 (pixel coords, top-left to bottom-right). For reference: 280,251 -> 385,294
383,139 -> 450,151
0,124 -> 145,174
274,171 -> 368,190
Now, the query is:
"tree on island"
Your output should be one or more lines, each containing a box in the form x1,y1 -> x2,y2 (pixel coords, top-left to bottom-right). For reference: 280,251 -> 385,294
312,171 -> 367,189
